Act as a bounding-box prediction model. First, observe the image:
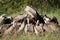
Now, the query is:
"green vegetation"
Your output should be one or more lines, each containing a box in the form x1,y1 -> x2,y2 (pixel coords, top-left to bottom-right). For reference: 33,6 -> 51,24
0,32 -> 60,40
0,0 -> 60,15
0,0 -> 60,40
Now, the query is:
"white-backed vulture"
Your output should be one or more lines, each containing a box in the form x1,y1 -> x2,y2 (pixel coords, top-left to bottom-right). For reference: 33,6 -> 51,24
34,20 -> 44,35
14,14 -> 27,23
17,22 -> 25,33
43,15 -> 51,24
50,16 -> 59,24
25,6 -> 45,24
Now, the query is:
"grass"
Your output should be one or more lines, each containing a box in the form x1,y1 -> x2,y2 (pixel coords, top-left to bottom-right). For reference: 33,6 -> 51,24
0,32 -> 60,40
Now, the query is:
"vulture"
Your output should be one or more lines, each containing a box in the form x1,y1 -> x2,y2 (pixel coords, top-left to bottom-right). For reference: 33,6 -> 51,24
50,16 -> 59,24
25,6 -> 45,24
